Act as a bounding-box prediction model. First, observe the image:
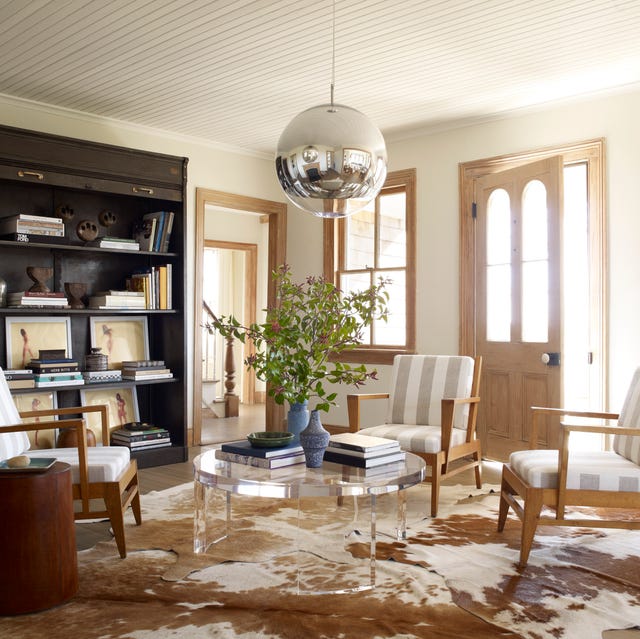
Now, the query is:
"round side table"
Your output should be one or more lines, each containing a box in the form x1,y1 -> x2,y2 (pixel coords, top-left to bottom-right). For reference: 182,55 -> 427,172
0,461 -> 78,615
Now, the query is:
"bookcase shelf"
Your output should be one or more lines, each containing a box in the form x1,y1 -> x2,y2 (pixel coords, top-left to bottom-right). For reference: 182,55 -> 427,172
0,124 -> 188,468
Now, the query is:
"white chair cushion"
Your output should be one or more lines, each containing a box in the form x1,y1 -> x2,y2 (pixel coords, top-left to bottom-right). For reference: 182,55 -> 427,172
360,424 -> 467,454
510,449 -> 640,492
27,446 -> 131,483
613,367 -> 640,465
0,366 -> 30,459
386,355 -> 475,430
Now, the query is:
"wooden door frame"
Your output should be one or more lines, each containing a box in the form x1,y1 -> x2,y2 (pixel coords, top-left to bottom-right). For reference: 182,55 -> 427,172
193,188 -> 287,445
459,138 -> 607,411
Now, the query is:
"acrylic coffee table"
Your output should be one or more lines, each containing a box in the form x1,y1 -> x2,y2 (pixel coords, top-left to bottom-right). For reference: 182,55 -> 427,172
193,449 -> 426,594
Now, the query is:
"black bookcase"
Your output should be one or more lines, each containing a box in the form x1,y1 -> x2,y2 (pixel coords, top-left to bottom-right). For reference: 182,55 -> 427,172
0,124 -> 188,468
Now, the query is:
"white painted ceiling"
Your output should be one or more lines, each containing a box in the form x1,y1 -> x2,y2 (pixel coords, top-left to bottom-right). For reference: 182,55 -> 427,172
1,0 -> 639,157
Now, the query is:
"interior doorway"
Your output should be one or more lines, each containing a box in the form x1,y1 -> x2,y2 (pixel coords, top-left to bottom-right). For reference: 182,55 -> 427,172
459,139 -> 606,460
193,189 -> 286,446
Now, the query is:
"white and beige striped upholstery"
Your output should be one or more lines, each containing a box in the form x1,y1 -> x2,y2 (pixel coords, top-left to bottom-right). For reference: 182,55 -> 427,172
510,449 -> 640,491
613,367 -> 640,465
0,366 -> 130,482
360,355 -> 475,447
0,370 -> 30,459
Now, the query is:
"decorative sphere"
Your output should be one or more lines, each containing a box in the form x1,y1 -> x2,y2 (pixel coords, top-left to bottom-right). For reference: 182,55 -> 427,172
275,103 -> 387,218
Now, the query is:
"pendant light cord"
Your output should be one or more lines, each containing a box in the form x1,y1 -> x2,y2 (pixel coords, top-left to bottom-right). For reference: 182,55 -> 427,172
330,0 -> 335,107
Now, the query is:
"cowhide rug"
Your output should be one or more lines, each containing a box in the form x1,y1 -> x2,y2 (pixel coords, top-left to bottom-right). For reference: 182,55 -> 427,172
2,481 -> 639,639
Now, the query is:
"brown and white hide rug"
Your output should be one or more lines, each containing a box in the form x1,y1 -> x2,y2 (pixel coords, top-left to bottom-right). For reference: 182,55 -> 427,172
2,481 -> 639,639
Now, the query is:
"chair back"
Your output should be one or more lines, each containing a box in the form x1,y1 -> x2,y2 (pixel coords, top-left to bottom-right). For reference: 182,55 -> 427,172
386,355 -> 475,429
0,367 -> 30,459
614,366 -> 640,465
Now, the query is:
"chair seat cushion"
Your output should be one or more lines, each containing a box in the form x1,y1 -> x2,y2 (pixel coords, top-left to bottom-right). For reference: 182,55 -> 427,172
27,446 -> 131,483
509,449 -> 640,492
359,424 -> 467,454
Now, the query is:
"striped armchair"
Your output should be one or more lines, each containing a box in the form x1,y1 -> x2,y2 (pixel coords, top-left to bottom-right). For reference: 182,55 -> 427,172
498,367 -> 640,567
347,355 -> 483,517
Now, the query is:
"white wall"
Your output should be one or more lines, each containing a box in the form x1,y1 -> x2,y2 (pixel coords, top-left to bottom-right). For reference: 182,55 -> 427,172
3,88 -> 640,429
289,88 -> 640,427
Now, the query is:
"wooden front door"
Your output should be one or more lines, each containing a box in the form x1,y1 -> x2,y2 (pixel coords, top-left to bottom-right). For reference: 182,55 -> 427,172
475,156 -> 563,460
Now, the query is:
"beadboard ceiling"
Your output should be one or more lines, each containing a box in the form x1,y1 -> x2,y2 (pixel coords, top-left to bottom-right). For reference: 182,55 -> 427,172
1,0 -> 639,157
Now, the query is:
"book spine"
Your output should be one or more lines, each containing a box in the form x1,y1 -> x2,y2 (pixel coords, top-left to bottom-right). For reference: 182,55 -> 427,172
111,437 -> 171,447
111,432 -> 169,442
215,450 -> 278,468
29,366 -> 79,373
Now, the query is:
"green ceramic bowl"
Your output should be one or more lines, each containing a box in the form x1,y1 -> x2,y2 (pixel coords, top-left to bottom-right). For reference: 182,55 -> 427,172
247,431 -> 294,448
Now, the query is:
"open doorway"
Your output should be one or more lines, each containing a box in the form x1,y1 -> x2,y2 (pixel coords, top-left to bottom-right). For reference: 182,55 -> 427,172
193,189 -> 287,446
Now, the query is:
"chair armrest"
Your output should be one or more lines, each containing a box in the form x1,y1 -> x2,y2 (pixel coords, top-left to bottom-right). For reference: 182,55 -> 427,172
346,393 -> 390,432
554,420 -> 638,517
3,418 -> 91,512
529,406 -> 620,450
440,396 -> 481,446
20,404 -> 110,445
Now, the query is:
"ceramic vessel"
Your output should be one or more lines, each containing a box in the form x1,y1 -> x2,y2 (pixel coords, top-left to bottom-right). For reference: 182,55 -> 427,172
299,409 -> 330,468
287,401 -> 309,444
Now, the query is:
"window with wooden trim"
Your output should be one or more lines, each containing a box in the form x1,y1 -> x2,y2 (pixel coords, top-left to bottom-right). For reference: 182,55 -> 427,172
324,168 -> 416,364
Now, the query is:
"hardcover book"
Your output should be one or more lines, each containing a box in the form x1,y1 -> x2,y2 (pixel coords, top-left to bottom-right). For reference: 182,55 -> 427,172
327,432 -> 402,453
214,449 -> 306,469
322,449 -> 406,468
220,439 -> 304,458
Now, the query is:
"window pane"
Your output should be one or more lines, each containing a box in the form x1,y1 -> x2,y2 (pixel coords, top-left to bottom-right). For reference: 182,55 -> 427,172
522,261 -> 548,342
486,264 -> 510,341
486,188 -> 510,265
340,272 -> 373,344
521,179 -> 548,342
373,270 -> 405,345
522,180 -> 547,261
486,188 -> 511,342
345,204 -> 374,269
378,192 -> 406,268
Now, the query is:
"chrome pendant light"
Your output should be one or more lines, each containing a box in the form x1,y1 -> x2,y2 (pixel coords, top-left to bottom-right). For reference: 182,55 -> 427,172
275,1 -> 387,218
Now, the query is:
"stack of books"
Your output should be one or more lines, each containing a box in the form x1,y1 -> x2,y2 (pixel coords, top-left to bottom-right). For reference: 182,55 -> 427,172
323,433 -> 406,468
0,213 -> 65,240
88,290 -> 146,309
3,369 -> 35,389
82,370 -> 122,384
29,355 -> 83,386
7,291 -> 69,308
28,356 -> 79,374
87,237 -> 140,251
216,439 -> 306,469
110,426 -> 171,450
139,211 -> 175,252
127,263 -> 172,309
121,360 -> 173,381
33,371 -> 84,387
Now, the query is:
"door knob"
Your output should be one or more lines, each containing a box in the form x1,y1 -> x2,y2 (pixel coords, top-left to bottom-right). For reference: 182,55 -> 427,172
541,352 -> 560,366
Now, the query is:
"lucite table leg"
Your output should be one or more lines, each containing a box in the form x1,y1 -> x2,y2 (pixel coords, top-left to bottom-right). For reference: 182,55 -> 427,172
193,481 -> 208,553
369,493 -> 377,589
396,489 -> 408,540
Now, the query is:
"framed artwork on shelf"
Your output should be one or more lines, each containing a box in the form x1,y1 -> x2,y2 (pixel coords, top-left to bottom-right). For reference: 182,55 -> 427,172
80,386 -> 140,436
89,315 -> 150,369
4,316 -> 72,369
13,390 -> 58,450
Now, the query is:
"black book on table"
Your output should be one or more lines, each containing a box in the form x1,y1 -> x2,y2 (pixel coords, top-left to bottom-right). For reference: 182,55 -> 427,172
323,448 -> 406,468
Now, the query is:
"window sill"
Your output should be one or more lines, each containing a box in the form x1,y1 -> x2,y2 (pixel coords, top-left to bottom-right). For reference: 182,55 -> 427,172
330,348 -> 415,366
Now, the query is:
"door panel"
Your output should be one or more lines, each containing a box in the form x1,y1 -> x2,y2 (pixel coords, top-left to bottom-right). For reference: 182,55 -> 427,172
476,156 -> 563,460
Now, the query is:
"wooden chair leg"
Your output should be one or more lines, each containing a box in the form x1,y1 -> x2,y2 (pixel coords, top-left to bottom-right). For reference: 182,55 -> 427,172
473,451 -> 482,489
104,484 -> 127,559
430,463 -> 441,517
497,475 -> 512,532
519,490 -> 544,568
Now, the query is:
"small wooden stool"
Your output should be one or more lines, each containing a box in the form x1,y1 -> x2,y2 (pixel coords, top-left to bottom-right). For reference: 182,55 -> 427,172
0,461 -> 78,615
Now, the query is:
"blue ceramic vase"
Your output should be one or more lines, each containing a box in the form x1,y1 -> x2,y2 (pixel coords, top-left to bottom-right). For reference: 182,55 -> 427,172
299,409 -> 330,468
287,401 -> 309,444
